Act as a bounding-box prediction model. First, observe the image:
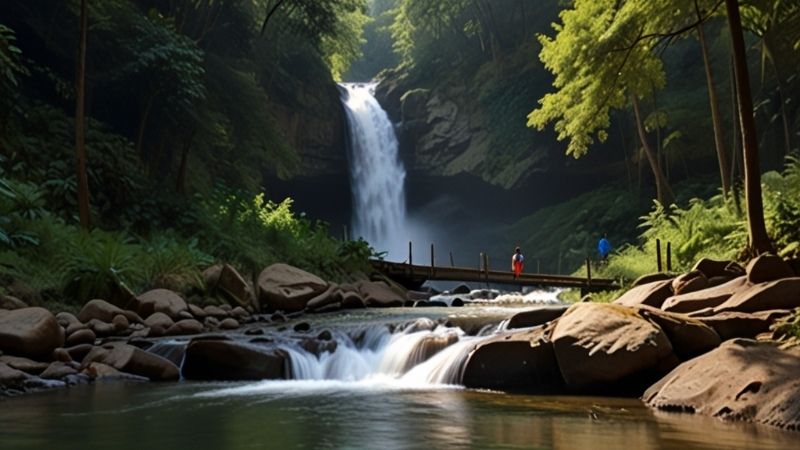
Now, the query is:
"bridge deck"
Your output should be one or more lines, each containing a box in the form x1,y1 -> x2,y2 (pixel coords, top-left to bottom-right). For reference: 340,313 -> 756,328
370,260 -> 619,291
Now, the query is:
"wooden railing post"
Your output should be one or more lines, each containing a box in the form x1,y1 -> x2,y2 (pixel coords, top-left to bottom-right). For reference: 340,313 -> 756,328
656,238 -> 663,272
586,258 -> 592,286
666,241 -> 672,272
430,243 -> 435,277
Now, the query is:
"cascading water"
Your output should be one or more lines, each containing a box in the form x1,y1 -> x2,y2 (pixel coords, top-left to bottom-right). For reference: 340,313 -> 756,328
340,83 -> 408,259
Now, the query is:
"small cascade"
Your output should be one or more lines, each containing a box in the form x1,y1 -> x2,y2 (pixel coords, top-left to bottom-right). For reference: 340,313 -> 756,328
147,339 -> 189,369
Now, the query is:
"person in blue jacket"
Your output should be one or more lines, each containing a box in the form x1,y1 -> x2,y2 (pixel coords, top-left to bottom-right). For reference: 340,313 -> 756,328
598,234 -> 612,262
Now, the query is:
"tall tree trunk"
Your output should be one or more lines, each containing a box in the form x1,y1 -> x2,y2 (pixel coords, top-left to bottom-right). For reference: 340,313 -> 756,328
725,0 -> 772,255
631,94 -> 674,206
75,0 -> 91,231
697,21 -> 731,196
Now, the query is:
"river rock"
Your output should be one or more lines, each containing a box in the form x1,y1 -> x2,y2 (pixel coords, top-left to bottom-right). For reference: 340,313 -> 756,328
203,305 -> 228,318
52,347 -> 72,363
81,343 -> 179,381
257,263 -> 328,313
167,319 -> 204,336
217,264 -> 251,307
692,258 -> 744,279
451,284 -> 471,295
0,362 -> 29,389
746,254 -> 794,284
82,362 -> 148,382
506,305 -> 570,329
202,264 -> 223,289
712,278 -> 800,314
144,312 -> 174,330
305,285 -> 341,312
56,312 -> 82,331
0,295 -> 27,310
634,305 -> 721,360
699,310 -> 792,340
219,318 -> 240,330
40,361 -> 78,380
632,273 -> 672,287
613,280 -> 673,308
86,319 -> 115,337
188,303 -> 207,319
66,329 -> 96,347
231,306 -> 249,320
0,355 -> 48,374
661,276 -> 748,313
112,314 -> 130,332
136,289 -> 189,320
357,281 -> 405,307
551,303 -> 677,393
0,307 -> 65,357
671,271 -> 709,296
341,291 -> 366,309
463,326 -> 563,392
644,339 -> 800,431
65,344 -> 94,362
77,299 -> 125,323
182,340 -> 289,380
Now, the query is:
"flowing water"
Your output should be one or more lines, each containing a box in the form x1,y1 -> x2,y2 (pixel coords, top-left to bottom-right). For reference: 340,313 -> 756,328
1,303 -> 798,449
341,83 -> 409,259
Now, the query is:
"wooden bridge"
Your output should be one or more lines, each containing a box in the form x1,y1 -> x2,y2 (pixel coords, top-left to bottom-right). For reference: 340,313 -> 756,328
369,259 -> 620,293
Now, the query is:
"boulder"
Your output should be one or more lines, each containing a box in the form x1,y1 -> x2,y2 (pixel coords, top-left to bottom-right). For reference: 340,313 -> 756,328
40,361 -> 78,380
203,305 -> 228,318
86,319 -> 115,337
746,254 -> 794,284
0,362 -> 29,388
182,339 -> 289,380
506,305 -> 569,329
257,264 -> 328,312
632,272 -> 672,287
692,258 -> 744,279
463,327 -> 564,392
77,299 -> 125,323
82,362 -> 148,382
341,291 -> 366,309
217,264 -> 251,307
219,318 -> 240,330
231,306 -> 249,320
188,304 -> 207,319
64,344 -> 94,362
81,343 -> 179,381
166,319 -> 204,336
51,347 -> 72,363
699,310 -> 792,340
144,312 -> 175,330
305,285 -> 341,312
712,278 -> 800,314
0,307 -> 65,357
136,289 -> 189,320
357,281 -> 405,307
634,305 -> 721,360
0,295 -> 27,310
293,322 -> 310,332
613,280 -> 673,308
112,314 -> 130,333
644,339 -> 800,431
0,355 -> 48,374
451,284 -> 471,295
55,312 -> 82,330
662,276 -> 748,313
202,264 -> 223,290
66,329 -> 96,347
551,303 -> 677,393
671,271 -> 709,296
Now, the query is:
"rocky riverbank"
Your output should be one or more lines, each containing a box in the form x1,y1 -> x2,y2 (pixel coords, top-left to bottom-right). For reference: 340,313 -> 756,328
2,255 -> 800,432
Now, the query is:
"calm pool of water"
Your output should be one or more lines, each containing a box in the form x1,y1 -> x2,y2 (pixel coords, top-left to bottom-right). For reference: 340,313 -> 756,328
0,381 -> 796,450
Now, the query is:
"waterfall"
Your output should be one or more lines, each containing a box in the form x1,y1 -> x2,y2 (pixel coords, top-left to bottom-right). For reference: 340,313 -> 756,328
341,83 -> 407,259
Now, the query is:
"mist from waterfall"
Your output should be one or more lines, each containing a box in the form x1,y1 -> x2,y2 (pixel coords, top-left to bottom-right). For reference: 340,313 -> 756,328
341,83 -> 411,260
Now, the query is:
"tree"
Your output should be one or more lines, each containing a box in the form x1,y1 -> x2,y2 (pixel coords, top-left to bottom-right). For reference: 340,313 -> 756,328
75,0 -> 91,230
726,0 -> 772,254
527,0 -> 674,205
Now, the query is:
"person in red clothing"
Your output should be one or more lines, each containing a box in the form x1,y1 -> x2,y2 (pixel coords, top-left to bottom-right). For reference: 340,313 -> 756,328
511,247 -> 524,279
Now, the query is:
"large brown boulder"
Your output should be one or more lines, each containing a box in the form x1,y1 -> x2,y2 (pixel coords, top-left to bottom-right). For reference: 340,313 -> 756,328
77,299 -> 141,324
671,271 -> 708,296
81,343 -> 179,381
613,280 -> 673,308
0,295 -> 27,310
257,264 -> 328,312
634,305 -> 721,360
746,254 -> 794,284
506,305 -> 569,329
0,361 -> 30,389
136,289 -> 189,320
661,276 -> 748,313
699,310 -> 792,340
182,339 -> 289,380
644,339 -> 800,431
462,327 -> 564,392
551,303 -> 677,393
712,278 -> 800,314
305,285 -> 343,312
357,281 -> 405,307
0,355 -> 49,374
692,258 -> 744,279
0,307 -> 65,357
217,264 -> 252,307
